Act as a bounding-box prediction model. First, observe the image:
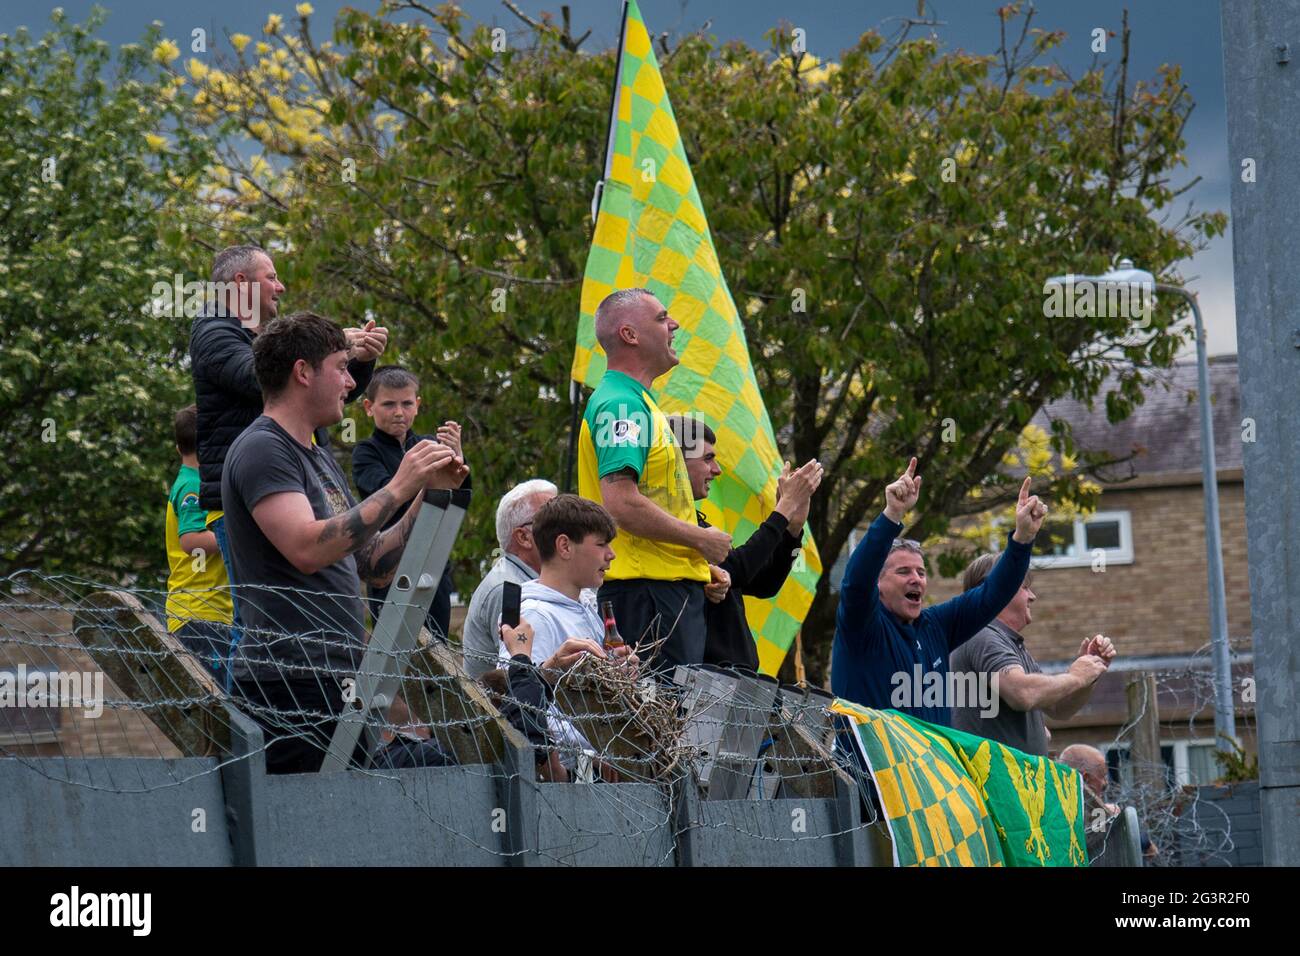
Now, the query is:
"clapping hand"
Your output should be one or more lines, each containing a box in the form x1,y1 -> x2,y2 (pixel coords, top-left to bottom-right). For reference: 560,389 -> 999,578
776,459 -> 824,534
396,440 -> 468,492
1079,633 -> 1116,664
346,319 -> 389,362
435,421 -> 462,458
421,440 -> 470,489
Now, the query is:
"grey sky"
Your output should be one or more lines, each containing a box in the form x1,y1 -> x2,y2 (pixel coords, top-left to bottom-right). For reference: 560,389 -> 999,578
5,0 -> 1235,355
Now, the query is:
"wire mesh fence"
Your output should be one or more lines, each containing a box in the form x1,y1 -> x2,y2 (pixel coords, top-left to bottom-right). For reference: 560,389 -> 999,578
1082,651 -> 1259,868
0,570 -> 879,865
0,570 -> 1257,865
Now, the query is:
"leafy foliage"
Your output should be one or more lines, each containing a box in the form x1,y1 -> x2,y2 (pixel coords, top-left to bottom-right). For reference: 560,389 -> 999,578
1212,736 -> 1258,783
6,4 -> 1224,683
0,8 -> 212,580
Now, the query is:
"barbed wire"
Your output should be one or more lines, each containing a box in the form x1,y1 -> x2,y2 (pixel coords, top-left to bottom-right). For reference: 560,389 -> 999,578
3,570 -> 1256,865
1083,643 -> 1258,867
1,570 -> 876,866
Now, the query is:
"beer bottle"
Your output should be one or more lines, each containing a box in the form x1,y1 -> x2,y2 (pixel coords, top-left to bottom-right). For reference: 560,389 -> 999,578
601,600 -> 625,656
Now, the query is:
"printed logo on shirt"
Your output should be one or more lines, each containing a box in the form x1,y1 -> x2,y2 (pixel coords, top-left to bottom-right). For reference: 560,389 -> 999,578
610,418 -> 641,444
312,457 -> 351,517
593,405 -> 651,449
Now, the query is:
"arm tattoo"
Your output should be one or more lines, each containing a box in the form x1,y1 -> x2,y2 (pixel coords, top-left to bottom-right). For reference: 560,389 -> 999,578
603,467 -> 638,485
356,496 -> 421,586
317,488 -> 400,552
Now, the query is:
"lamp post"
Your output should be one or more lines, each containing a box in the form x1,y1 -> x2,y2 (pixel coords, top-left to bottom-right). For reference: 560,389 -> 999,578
1047,259 -> 1236,755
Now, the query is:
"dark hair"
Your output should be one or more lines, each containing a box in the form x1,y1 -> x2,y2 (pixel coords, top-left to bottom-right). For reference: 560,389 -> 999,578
961,552 -> 1031,593
532,494 -> 616,561
664,414 -> 716,457
366,365 -> 420,401
253,311 -> 349,399
174,404 -> 198,456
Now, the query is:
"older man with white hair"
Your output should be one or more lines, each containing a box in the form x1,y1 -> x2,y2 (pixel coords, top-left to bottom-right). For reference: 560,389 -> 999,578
461,479 -> 558,677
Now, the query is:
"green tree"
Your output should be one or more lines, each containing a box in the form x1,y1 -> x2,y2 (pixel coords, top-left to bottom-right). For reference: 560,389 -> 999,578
175,3 -> 1222,678
0,9 -> 211,579
678,9 -> 1223,676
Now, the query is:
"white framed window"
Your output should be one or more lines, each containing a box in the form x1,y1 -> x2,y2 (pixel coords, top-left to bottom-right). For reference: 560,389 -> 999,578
1103,738 -> 1224,788
1030,510 -> 1133,570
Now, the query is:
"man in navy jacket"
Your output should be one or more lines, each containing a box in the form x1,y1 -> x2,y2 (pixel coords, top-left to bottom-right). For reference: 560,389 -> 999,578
831,457 -> 1047,727
190,245 -> 385,675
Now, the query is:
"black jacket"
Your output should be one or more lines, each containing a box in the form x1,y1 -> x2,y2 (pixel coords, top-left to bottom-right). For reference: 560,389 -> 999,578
189,313 -> 373,511
500,654 -> 553,759
351,427 -> 471,640
698,510 -> 803,672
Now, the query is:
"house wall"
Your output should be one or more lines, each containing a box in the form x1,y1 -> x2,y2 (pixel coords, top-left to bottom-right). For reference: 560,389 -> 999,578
926,478 -> 1252,664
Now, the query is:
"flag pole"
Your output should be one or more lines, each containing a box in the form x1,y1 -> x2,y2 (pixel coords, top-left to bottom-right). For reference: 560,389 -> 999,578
566,0 -> 630,493
563,379 -> 582,492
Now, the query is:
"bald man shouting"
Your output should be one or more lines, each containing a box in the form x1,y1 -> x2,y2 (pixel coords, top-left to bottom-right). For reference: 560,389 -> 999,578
577,288 -> 730,673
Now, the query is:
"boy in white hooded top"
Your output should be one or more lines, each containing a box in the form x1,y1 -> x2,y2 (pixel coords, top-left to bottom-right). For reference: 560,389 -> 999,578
497,494 -> 636,769
499,494 -> 634,663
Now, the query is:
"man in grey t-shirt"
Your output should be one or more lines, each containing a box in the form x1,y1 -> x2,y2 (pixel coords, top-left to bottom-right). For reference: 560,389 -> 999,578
222,312 -> 468,772
949,552 -> 1115,755
224,414 -> 369,682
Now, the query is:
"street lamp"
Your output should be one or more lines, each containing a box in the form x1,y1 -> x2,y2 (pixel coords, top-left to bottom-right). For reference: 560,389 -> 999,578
1046,259 -> 1236,756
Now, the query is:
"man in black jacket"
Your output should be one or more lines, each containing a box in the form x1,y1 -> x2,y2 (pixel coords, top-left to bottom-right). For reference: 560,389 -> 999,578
666,415 -> 824,672
189,245 -> 386,662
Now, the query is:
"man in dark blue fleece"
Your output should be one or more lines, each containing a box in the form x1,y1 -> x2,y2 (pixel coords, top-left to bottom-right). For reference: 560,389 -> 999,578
831,457 -> 1047,727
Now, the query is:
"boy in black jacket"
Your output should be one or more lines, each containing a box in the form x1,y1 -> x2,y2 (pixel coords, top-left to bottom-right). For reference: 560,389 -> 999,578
351,366 -> 464,639
667,415 -> 824,672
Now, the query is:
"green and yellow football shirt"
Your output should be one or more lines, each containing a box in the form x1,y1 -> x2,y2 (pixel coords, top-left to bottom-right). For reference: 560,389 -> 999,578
165,464 -> 233,632
578,369 -> 709,583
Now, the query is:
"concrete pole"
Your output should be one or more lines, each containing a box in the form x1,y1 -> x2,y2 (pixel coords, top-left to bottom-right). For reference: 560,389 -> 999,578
1220,0 -> 1300,866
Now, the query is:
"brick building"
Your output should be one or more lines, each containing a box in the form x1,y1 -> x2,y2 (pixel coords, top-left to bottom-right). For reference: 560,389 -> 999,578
0,602 -> 181,760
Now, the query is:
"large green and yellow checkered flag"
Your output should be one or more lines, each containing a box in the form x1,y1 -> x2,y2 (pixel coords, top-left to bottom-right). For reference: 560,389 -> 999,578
831,700 -> 1090,867
830,700 -> 1005,867
572,0 -> 821,675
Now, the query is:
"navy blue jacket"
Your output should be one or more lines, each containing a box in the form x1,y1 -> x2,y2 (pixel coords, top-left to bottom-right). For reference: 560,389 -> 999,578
830,512 -> 1032,727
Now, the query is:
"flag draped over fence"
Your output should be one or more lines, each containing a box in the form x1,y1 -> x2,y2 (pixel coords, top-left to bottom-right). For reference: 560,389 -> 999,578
571,0 -> 821,674
831,700 -> 1090,867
